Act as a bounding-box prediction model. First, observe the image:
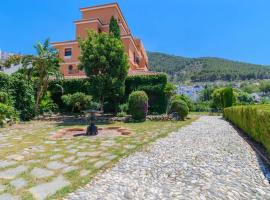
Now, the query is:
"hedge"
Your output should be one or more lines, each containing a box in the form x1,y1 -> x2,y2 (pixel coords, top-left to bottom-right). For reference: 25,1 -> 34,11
0,73 -> 35,120
49,73 -> 168,114
224,105 -> 270,153
48,79 -> 91,108
125,74 -> 167,114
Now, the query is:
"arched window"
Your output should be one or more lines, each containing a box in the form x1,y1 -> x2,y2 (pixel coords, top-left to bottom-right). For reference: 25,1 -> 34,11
68,65 -> 73,74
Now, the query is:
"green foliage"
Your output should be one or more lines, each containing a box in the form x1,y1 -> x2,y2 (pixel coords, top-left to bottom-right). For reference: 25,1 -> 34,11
116,112 -> 127,117
125,74 -> 167,114
48,74 -> 168,114
61,92 -> 92,113
164,83 -> 176,97
128,91 -> 148,121
0,72 -> 35,121
168,99 -> 189,120
259,81 -> 270,94
222,88 -> 234,108
212,87 -> 235,110
79,31 -> 129,111
39,92 -> 58,114
173,95 -> 193,111
0,92 -> 13,106
48,78 -> 91,108
11,74 -> 35,120
148,52 -> 270,82
119,103 -> 129,113
193,101 -> 212,112
200,85 -> 214,101
224,105 -> 270,153
240,82 -> 259,94
237,91 -> 254,104
109,16 -> 121,39
0,103 -> 18,127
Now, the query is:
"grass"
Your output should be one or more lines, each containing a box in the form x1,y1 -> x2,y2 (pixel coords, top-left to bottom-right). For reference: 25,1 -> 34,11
0,115 -> 198,199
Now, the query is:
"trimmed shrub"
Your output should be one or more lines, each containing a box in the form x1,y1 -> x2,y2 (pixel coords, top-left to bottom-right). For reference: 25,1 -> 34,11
128,91 -> 148,121
171,95 -> 193,111
169,99 -> 189,120
48,78 -> 91,108
61,92 -> 93,113
212,87 -> 236,110
125,74 -> 167,114
0,103 -> 18,127
224,105 -> 270,152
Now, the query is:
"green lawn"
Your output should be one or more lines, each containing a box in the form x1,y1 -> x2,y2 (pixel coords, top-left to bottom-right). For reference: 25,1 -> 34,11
0,116 -> 198,199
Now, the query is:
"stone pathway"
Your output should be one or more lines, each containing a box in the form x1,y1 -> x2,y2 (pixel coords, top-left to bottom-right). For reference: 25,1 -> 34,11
67,116 -> 270,200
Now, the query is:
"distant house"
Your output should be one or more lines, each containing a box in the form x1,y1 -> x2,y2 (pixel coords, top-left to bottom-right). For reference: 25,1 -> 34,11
177,85 -> 204,102
51,3 -> 150,78
0,49 -> 15,72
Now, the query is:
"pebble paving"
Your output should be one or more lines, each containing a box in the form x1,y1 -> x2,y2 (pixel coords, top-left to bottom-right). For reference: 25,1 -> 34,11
67,116 -> 270,200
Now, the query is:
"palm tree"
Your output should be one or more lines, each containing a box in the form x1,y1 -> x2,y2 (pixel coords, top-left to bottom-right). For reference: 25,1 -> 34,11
32,39 -> 61,113
4,39 -> 61,113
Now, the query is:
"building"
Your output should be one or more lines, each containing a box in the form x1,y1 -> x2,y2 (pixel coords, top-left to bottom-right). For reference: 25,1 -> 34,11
51,3 -> 150,78
177,85 -> 204,102
0,49 -> 15,72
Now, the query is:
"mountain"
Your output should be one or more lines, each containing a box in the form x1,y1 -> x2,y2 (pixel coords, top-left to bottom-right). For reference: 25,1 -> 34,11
147,52 -> 270,82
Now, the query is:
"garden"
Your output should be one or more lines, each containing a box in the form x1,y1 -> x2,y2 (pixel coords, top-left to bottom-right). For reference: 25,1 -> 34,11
0,17 -> 198,199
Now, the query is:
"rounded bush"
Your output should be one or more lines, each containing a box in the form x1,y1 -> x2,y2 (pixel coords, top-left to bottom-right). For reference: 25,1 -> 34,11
128,91 -> 148,121
169,99 -> 189,120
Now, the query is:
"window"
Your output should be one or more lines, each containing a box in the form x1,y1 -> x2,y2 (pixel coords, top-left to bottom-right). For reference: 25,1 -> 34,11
64,48 -> 72,57
68,65 -> 73,74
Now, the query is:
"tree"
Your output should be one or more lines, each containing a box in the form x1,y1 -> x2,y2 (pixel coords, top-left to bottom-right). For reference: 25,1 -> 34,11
79,31 -> 129,111
260,81 -> 270,94
109,16 -> 121,39
4,39 -> 61,113
212,87 -> 236,110
164,83 -> 176,113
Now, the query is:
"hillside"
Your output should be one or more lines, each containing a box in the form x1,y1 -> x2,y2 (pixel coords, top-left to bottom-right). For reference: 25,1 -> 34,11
148,52 -> 270,82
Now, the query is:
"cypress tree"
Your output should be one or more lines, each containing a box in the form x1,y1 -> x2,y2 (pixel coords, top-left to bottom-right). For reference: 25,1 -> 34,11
109,16 -> 121,39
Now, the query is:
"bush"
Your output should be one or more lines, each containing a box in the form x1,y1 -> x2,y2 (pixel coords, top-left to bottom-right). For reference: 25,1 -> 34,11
125,74 -> 167,114
118,103 -> 128,113
128,91 -> 148,121
212,87 -> 236,110
193,101 -> 212,112
169,99 -> 189,120
171,95 -> 193,111
0,73 -> 35,121
11,74 -> 35,120
224,105 -> 270,153
49,74 -> 168,114
116,112 -> 127,117
39,92 -> 58,114
48,78 -> 91,108
61,92 -> 93,113
0,103 -> 18,127
0,92 -> 13,106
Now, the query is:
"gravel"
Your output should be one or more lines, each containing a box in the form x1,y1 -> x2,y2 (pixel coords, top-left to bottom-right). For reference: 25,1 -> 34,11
66,116 -> 270,200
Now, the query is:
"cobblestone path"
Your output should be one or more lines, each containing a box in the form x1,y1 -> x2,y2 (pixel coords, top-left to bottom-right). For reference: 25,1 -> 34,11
67,116 -> 270,200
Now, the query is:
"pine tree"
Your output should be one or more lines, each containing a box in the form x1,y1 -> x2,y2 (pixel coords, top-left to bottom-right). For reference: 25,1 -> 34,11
109,16 -> 121,39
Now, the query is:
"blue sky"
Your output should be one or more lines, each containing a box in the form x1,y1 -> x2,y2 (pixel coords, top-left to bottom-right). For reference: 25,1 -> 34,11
0,0 -> 270,65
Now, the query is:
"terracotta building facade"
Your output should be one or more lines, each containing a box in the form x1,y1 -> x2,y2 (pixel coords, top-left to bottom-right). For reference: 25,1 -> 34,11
51,3 -> 149,78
